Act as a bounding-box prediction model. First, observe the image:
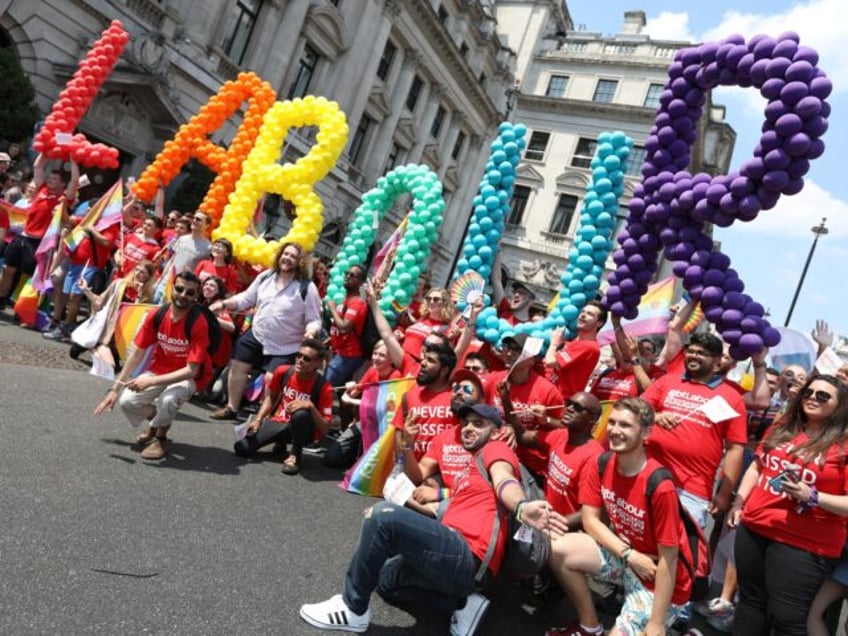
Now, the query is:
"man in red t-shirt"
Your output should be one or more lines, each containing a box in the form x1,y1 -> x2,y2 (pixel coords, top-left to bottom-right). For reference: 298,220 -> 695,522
546,397 -> 693,636
325,264 -> 368,387
234,337 -> 333,475
0,153 -> 79,309
300,403 -> 563,635
117,216 -> 162,278
94,272 -> 210,461
642,332 -> 747,528
545,301 -> 604,400
393,345 -> 456,461
491,333 -> 565,480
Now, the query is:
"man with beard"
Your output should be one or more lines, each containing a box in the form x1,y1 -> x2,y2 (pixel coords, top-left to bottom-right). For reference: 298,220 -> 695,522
233,338 -> 333,475
210,241 -> 322,419
545,301 -> 605,401
93,272 -> 211,460
400,369 -> 486,517
507,391 -> 604,532
641,333 -> 747,528
300,403 -> 565,636
392,345 -> 457,461
325,264 -> 368,386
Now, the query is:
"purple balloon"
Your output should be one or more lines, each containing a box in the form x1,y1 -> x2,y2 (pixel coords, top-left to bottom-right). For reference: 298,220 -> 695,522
760,77 -> 785,100
762,326 -> 781,347
793,45 -> 819,66
773,38 -> 799,59
684,265 -> 704,286
672,261 -> 688,277
701,286 -> 724,307
703,268 -> 725,286
722,308 -> 744,327
795,95 -> 822,119
775,113 -> 804,136
762,170 -> 790,192
784,132 -> 812,156
705,306 -> 725,322
739,333 -> 765,355
744,301 -> 765,318
722,329 -> 743,346
810,75 -> 833,99
723,291 -> 747,310
740,317 -> 764,332
781,81 -> 810,105
764,148 -> 791,170
786,60 -> 815,83
803,115 -> 828,137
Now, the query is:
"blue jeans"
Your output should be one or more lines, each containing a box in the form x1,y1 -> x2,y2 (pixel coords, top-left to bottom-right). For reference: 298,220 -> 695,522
343,501 -> 477,615
325,354 -> 363,387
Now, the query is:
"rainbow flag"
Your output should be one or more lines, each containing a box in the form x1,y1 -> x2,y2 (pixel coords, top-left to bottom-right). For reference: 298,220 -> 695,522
340,377 -> 415,496
592,400 -> 615,446
64,179 -> 122,253
598,276 -> 676,345
30,201 -> 66,293
370,213 -> 409,276
12,278 -> 49,328
0,199 -> 26,232
683,303 -> 705,334
114,303 -> 157,362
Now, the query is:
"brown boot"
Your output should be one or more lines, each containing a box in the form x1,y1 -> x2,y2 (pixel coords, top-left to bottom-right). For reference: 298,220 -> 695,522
140,437 -> 170,460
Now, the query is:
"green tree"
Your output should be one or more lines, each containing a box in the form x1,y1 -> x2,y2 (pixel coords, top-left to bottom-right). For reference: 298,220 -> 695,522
0,47 -> 39,143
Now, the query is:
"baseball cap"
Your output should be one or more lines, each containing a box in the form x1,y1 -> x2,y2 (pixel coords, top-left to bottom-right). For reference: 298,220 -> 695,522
501,332 -> 527,351
457,403 -> 502,428
0,152 -> 11,162
511,281 -> 536,300
450,368 -> 485,397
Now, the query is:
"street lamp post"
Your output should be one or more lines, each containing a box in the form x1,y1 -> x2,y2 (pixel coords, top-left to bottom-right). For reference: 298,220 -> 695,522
784,217 -> 828,327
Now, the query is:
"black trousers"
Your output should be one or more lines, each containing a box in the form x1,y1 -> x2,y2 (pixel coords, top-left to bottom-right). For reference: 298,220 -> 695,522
733,523 -> 834,636
233,409 -> 314,462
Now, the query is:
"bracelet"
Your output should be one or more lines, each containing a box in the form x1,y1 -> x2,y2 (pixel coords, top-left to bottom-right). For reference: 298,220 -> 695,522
496,478 -> 520,501
401,444 -> 413,452
439,488 -> 450,502
753,362 -> 767,369
514,499 -> 531,524
621,547 -> 633,562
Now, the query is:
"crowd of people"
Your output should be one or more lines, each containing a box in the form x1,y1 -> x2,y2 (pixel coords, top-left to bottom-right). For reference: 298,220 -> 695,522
3,150 -> 848,636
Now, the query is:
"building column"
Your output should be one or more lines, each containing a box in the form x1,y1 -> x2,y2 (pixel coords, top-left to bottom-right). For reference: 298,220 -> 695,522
437,113 -> 466,180
411,82 -> 446,159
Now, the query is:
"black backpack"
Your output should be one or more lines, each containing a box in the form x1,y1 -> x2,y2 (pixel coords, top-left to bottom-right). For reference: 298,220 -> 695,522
359,307 -> 381,358
152,303 -> 222,356
597,451 -> 711,601
271,366 -> 328,413
475,454 -> 551,581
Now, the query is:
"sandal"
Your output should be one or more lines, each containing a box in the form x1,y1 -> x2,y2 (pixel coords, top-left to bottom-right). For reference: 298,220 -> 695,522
281,456 -> 300,475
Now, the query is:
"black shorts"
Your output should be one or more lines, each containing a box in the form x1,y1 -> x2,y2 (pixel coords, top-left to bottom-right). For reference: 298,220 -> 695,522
3,235 -> 41,276
232,327 -> 294,373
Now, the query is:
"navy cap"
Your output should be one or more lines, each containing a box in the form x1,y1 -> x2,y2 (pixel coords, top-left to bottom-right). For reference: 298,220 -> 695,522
457,403 -> 503,428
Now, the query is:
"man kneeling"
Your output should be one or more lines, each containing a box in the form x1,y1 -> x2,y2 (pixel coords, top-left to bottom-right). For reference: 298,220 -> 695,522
299,403 -> 565,635
546,397 -> 692,636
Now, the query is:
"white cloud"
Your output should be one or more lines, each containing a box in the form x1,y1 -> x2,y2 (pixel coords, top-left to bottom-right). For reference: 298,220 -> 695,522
716,178 -> 848,238
643,12 -> 698,42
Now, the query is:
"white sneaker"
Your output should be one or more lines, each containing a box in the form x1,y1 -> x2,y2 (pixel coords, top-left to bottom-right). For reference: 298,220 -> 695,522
299,594 -> 370,633
450,592 -> 490,636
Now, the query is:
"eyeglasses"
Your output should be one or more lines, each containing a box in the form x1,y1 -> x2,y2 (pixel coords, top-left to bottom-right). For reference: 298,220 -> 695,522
296,352 -> 315,362
801,388 -> 835,404
344,271 -> 362,278
452,383 -> 474,395
566,399 -> 591,414
685,347 -> 714,358
427,296 -> 444,303
172,285 -> 197,297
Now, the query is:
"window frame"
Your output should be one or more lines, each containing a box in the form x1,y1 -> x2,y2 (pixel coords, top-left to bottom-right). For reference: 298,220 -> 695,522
549,194 -> 579,235
524,131 -> 551,162
288,43 -> 319,100
545,75 -> 569,98
592,79 -> 618,103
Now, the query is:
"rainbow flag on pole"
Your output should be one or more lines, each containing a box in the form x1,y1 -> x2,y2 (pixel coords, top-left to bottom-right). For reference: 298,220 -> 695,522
30,201 -> 66,293
597,276 -> 676,345
0,199 -> 26,232
592,400 -> 615,445
340,377 -> 415,496
64,179 -> 123,253
114,303 -> 157,362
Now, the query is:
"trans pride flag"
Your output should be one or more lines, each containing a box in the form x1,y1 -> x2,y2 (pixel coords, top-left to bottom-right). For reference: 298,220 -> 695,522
340,376 -> 415,497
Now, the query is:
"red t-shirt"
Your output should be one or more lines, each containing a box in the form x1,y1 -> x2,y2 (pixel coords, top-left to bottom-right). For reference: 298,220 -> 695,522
538,428 -> 604,516
210,309 -> 234,369
642,374 -> 748,500
590,368 -> 639,401
267,365 -> 334,424
120,232 -> 160,277
330,294 -> 368,358
359,365 -> 404,386
549,338 -> 601,400
442,441 -> 520,576
497,297 -> 526,326
582,454 -> 693,604
743,432 -> 848,557
194,259 -> 241,294
490,369 -> 564,475
134,307 -> 211,389
392,384 -> 454,460
402,317 -> 449,360
0,205 -> 9,234
69,224 -> 120,266
23,185 -> 63,238
424,425 -> 471,489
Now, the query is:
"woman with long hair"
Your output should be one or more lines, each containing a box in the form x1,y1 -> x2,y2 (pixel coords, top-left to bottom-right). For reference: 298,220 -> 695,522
728,374 -> 848,635
80,259 -> 156,307
400,286 -> 457,361
194,237 -> 240,294
197,275 -> 236,402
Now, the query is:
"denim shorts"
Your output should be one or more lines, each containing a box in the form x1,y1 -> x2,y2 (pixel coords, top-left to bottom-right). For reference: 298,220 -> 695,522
63,263 -> 96,295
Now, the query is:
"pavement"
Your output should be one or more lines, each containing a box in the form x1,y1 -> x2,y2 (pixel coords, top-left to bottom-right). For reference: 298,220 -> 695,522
0,312 -> 727,635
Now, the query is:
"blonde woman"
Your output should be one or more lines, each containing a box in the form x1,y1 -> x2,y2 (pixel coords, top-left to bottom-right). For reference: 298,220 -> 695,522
400,286 -> 457,361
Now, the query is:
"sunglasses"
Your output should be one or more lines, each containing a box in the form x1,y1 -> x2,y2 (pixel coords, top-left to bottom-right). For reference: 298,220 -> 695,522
172,285 -> 197,297
296,352 -> 316,362
427,296 -> 444,303
452,383 -> 474,395
801,388 -> 835,404
566,399 -> 591,414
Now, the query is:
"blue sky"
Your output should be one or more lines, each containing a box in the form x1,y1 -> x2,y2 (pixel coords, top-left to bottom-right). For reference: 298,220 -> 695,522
567,0 -> 846,341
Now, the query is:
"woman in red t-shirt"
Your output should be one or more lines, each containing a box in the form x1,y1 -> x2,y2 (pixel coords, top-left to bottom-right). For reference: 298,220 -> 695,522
198,276 -> 235,391
400,287 -> 456,361
728,374 -> 848,635
194,238 -> 240,295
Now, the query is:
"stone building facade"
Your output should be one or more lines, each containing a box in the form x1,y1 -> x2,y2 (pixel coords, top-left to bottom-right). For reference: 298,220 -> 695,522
0,0 -> 517,282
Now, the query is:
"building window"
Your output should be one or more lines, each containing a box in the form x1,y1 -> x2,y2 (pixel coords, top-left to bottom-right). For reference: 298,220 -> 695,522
288,44 -> 319,99
644,83 -> 663,109
593,79 -> 618,103
506,185 -> 530,227
223,0 -> 262,65
524,131 -> 551,162
406,75 -> 423,111
460,42 -> 469,59
437,4 -> 448,23
376,40 -> 396,81
431,105 -> 446,138
550,194 -> 578,235
479,72 -> 486,84
451,130 -> 466,160
348,114 -> 373,166
545,75 -> 568,98
385,142 -> 404,173
571,137 -> 597,169
626,146 -> 646,177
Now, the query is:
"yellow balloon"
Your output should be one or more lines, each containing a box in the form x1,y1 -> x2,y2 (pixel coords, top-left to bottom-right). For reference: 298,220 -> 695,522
216,96 -> 348,266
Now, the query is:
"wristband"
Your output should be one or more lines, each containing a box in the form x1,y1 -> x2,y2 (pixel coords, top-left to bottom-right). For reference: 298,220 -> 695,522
753,362 -> 767,369
621,547 -> 633,562
496,478 -> 520,501
514,499 -> 531,524
439,488 -> 450,502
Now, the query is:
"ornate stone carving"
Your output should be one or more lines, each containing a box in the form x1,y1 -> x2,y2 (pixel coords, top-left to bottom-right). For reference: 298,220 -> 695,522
519,258 -> 561,287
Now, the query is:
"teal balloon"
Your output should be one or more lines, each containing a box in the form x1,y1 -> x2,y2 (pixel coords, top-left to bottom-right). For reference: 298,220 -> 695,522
595,178 -> 612,194
480,217 -> 494,232
513,123 -> 527,137
486,315 -> 500,329
584,274 -> 600,290
571,292 -> 586,306
485,196 -> 500,210
576,255 -> 593,269
563,304 -> 579,321
577,241 -> 593,255
596,212 -> 613,227
469,255 -> 483,269
484,328 -> 500,343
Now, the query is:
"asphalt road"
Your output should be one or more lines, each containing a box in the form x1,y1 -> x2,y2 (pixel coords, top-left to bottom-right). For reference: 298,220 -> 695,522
0,315 -> 730,635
